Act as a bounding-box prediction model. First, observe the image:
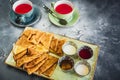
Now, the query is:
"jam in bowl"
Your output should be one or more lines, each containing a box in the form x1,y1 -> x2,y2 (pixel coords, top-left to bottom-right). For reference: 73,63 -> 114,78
77,46 -> 93,60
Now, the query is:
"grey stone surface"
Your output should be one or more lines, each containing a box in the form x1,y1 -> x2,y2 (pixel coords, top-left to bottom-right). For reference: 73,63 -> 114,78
0,0 -> 120,80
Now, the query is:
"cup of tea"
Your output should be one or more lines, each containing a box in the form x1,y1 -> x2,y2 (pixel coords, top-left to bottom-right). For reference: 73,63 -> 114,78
52,0 -> 74,21
12,0 -> 34,24
77,46 -> 93,60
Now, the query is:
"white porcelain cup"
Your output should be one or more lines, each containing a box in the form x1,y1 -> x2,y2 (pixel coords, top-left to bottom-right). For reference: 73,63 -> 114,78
52,0 -> 74,21
12,0 -> 34,23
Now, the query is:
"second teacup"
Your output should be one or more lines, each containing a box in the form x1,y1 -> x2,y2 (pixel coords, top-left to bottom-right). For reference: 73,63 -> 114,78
52,0 -> 74,22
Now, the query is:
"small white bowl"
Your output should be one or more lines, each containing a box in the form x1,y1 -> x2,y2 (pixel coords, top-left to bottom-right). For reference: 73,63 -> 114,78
74,61 -> 91,76
62,41 -> 77,56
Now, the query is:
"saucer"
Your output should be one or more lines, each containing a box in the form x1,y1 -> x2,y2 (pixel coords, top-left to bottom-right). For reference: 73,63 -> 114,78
48,9 -> 79,27
9,5 -> 41,27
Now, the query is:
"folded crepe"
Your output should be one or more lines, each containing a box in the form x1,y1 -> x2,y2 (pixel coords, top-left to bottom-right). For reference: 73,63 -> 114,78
56,39 -> 66,56
27,30 -> 45,44
50,37 -> 58,52
27,30 -> 36,38
24,53 -> 48,68
35,31 -> 45,44
16,35 -> 32,47
35,44 -> 49,53
40,33 -> 54,49
28,34 -> 37,44
27,46 -> 37,55
22,29 -> 33,37
13,49 -> 27,60
12,44 -> 27,55
43,63 -> 57,77
26,57 -> 48,75
16,50 -> 42,67
38,55 -> 58,74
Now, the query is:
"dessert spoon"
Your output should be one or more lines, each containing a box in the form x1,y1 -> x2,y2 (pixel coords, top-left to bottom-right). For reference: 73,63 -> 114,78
42,4 -> 67,25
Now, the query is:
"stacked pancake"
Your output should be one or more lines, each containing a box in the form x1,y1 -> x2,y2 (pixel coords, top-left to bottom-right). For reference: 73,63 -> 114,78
12,27 -> 66,77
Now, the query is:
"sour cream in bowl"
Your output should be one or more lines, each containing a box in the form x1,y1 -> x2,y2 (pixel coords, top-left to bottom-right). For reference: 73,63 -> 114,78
62,41 -> 77,56
74,61 -> 91,76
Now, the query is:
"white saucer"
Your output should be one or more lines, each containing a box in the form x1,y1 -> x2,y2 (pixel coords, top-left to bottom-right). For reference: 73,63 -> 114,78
9,5 -> 41,27
48,9 -> 80,27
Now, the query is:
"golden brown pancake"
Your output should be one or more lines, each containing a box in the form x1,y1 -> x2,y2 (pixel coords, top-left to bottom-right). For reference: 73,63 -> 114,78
27,46 -> 37,55
24,53 -> 48,68
12,44 -> 27,55
43,63 -> 57,77
26,57 -> 48,74
28,34 -> 37,44
13,49 -> 27,60
16,51 -> 42,67
35,31 -> 45,44
16,35 -> 32,47
38,55 -> 58,74
22,29 -> 33,37
40,33 -> 54,49
50,37 -> 58,52
35,44 -> 49,53
56,39 -> 66,56
27,30 -> 36,38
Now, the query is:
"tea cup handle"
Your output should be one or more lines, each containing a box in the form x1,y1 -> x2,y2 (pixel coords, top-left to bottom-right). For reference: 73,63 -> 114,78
21,16 -> 26,23
9,0 -> 14,6
15,15 -> 26,24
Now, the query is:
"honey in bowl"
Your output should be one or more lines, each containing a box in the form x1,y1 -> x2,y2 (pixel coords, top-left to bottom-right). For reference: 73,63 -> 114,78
60,60 -> 73,70
58,56 -> 74,71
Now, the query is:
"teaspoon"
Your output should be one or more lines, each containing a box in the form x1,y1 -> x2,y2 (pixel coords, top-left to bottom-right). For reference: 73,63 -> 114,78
42,4 -> 68,25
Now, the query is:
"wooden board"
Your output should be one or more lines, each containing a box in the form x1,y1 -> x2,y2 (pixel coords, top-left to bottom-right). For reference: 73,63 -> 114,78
5,27 -> 99,80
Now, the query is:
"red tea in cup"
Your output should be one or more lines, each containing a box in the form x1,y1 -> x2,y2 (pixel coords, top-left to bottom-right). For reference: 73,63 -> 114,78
53,0 -> 74,21
15,4 -> 32,14
78,46 -> 93,59
12,0 -> 34,24
55,4 -> 73,14
13,0 -> 33,15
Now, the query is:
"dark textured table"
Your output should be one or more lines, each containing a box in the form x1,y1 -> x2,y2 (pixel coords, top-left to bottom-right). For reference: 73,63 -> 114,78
0,0 -> 120,80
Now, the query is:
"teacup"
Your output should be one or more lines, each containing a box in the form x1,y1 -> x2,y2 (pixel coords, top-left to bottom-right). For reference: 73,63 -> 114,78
12,0 -> 34,24
52,0 -> 74,22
